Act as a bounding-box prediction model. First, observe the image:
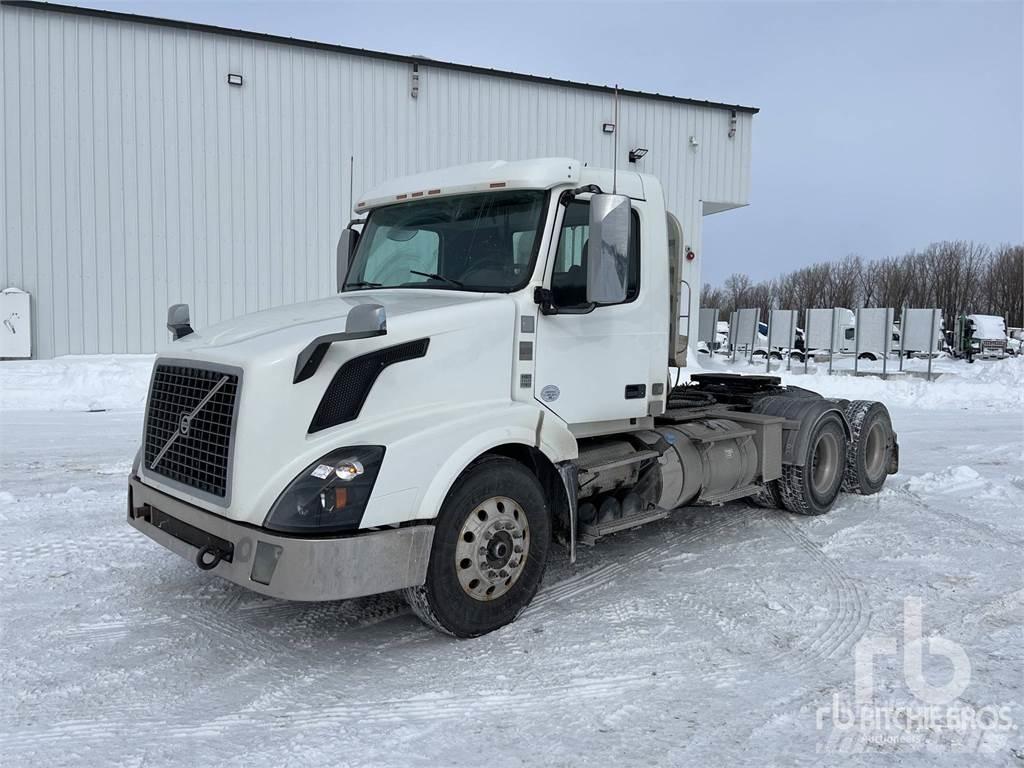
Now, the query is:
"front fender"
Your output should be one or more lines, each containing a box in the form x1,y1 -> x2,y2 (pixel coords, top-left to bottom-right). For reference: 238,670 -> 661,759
358,400 -> 577,528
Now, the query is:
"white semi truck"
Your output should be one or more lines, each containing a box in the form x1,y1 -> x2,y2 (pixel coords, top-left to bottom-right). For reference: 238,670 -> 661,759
128,158 -> 899,637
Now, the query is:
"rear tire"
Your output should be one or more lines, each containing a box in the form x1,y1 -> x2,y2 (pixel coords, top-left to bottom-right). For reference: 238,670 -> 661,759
404,456 -> 550,637
778,412 -> 848,516
841,400 -> 895,495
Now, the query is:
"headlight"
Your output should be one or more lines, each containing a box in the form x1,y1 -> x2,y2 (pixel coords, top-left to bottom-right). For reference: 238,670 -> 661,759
264,446 -> 385,534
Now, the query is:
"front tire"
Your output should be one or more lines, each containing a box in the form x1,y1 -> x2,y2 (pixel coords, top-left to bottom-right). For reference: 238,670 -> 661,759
404,456 -> 550,637
777,412 -> 848,516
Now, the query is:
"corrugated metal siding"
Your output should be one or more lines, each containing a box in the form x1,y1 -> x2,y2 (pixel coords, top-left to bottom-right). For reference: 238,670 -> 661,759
0,4 -> 753,357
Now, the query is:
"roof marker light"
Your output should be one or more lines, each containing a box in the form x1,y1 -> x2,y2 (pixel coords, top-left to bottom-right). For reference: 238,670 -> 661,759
411,191 -> 424,197
489,182 -> 507,188
396,194 -> 408,200
427,189 -> 441,195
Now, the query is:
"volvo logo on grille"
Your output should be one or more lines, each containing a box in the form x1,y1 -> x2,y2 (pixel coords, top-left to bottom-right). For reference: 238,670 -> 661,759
149,374 -> 231,471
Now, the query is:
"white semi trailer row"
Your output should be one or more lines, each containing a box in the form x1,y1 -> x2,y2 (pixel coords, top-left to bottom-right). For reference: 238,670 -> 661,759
128,159 -> 899,637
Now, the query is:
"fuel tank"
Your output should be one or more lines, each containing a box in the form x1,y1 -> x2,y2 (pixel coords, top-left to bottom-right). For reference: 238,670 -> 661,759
576,418 -> 760,512
650,420 -> 758,508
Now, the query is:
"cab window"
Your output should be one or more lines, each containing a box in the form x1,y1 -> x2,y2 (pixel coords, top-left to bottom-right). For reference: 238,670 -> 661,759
345,191 -> 548,293
362,227 -> 440,286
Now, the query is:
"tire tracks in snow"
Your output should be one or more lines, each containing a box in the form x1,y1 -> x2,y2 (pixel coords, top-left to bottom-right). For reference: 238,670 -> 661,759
771,514 -> 870,666
0,667 -> 683,750
527,507 -> 748,615
1,508 -> 763,749
0,525 -> 141,565
2,498 -> 868,750
900,486 -> 1024,548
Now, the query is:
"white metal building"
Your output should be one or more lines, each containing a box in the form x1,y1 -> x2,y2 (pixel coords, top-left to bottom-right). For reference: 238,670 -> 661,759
0,1 -> 756,358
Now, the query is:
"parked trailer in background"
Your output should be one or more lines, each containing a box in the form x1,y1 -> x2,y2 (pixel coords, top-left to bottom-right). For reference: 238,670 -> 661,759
843,310 -> 900,361
789,308 -> 855,363
127,159 -> 899,637
697,320 -> 730,356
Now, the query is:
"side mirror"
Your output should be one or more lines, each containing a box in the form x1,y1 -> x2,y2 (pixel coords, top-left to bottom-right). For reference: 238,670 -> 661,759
586,194 -> 630,304
167,303 -> 194,340
345,302 -> 387,335
336,228 -> 360,292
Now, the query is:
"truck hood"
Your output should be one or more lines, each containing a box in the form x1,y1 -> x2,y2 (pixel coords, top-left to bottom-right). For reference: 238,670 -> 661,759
142,289 -> 519,523
181,290 -> 490,349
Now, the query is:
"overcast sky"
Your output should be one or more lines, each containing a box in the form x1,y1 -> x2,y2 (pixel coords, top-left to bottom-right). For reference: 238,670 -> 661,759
74,0 -> 1023,285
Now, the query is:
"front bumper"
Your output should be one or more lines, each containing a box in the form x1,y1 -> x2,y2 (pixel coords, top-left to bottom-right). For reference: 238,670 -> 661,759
128,476 -> 434,601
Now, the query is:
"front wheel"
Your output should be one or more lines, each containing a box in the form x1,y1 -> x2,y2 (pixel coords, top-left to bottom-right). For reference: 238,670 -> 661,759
404,456 -> 550,637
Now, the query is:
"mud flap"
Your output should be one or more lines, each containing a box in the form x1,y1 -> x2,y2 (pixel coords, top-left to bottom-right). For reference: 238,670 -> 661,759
888,436 -> 900,475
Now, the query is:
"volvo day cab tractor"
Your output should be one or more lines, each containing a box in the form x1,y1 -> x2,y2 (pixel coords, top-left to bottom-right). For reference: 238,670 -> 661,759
128,158 -> 899,637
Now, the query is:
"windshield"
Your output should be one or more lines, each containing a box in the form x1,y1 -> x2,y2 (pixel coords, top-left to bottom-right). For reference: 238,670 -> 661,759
343,190 -> 548,293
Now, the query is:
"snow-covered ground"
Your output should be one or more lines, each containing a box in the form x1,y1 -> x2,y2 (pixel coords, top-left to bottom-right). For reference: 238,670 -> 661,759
1,355 -> 1022,765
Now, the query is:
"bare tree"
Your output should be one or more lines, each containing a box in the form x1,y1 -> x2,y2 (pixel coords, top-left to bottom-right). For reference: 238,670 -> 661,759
700,282 -> 724,311
826,255 -> 863,308
723,273 -> 752,315
983,244 -> 1024,326
700,240 -> 1023,330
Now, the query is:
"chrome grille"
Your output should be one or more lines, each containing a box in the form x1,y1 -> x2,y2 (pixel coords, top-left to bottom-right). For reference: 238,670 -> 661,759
143,362 -> 240,499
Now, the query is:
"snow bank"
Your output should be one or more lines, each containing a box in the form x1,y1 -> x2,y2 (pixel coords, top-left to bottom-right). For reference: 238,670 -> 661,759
780,360 -> 1023,413
692,355 -> 1024,413
0,355 -> 154,412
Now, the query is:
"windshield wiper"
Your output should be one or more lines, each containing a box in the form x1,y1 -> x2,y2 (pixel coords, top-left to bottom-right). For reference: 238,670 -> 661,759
344,281 -> 383,289
409,270 -> 463,288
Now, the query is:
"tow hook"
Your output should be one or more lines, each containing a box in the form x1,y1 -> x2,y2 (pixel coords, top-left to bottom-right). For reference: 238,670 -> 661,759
196,543 -> 228,571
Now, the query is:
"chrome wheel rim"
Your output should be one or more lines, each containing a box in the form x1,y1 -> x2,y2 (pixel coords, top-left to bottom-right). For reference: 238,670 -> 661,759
454,496 -> 530,602
811,431 -> 841,495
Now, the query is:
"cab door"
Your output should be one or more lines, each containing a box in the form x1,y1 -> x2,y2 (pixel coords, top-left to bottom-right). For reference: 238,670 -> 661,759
532,198 -> 659,426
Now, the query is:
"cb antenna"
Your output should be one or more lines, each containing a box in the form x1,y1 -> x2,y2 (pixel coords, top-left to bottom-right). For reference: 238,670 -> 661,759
612,84 -> 619,194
